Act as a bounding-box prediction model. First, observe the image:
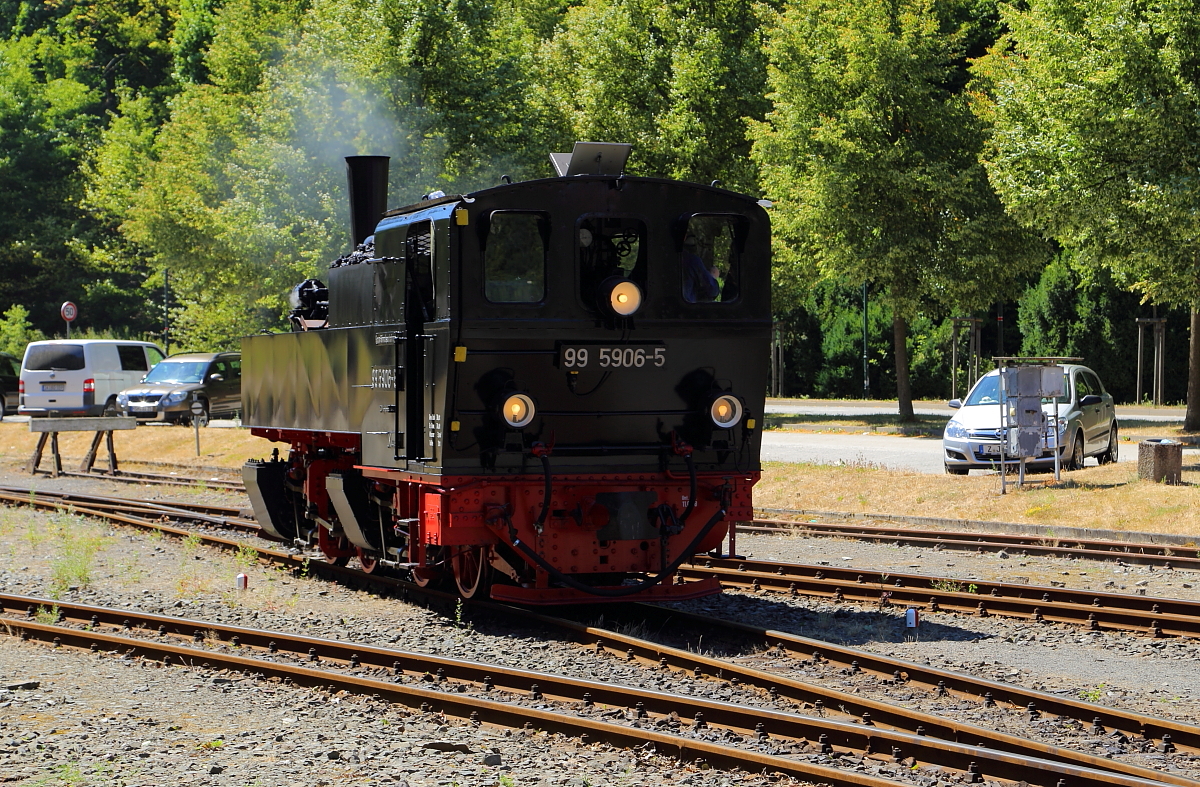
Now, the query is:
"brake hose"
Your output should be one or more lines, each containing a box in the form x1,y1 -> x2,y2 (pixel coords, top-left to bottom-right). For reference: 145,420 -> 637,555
514,441 -> 717,597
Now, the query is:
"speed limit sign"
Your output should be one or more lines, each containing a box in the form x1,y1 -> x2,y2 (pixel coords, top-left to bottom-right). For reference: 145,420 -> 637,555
60,302 -> 77,322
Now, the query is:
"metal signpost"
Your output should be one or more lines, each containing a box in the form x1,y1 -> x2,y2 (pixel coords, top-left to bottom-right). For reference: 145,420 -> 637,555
60,301 -> 77,338
191,398 -> 205,456
995,357 -> 1077,494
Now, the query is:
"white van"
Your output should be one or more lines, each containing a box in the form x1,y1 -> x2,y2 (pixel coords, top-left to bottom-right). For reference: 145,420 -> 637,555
19,340 -> 166,417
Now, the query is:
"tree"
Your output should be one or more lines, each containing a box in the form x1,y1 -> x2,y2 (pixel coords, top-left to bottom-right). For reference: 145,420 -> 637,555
0,0 -> 178,337
973,0 -> 1200,429
538,0 -> 769,193
750,0 -> 1045,419
1015,252 -> 1190,403
85,0 -> 563,348
0,305 -> 45,358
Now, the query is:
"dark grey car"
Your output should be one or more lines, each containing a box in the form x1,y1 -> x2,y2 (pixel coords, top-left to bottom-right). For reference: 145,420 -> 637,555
0,351 -> 18,417
116,352 -> 241,424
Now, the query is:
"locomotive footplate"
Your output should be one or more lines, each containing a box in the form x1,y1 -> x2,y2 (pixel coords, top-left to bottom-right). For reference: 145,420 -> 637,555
489,574 -> 722,605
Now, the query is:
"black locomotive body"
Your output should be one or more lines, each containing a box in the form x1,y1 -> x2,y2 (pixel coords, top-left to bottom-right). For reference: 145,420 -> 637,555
242,150 -> 770,603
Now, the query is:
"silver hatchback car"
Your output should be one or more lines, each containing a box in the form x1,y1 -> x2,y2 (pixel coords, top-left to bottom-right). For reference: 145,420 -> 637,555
943,364 -> 1118,475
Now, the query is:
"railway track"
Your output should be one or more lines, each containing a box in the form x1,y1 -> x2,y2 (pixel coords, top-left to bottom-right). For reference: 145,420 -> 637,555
681,557 -> 1200,638
3,593 -> 1191,787
30,467 -> 245,491
1,487 -> 1198,780
748,513 -> 1200,571
0,485 -> 255,531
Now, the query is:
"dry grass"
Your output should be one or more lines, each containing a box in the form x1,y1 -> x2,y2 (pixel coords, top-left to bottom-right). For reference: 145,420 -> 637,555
0,420 -> 269,470
756,460 -> 1200,537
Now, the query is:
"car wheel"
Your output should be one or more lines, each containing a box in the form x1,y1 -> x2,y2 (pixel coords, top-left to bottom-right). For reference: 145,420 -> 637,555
944,463 -> 968,476
1068,431 -> 1085,470
102,397 -> 119,417
1098,425 -> 1118,465
196,399 -> 210,427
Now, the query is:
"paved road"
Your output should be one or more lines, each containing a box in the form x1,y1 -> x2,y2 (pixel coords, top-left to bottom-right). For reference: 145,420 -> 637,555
760,430 -> 1151,474
765,399 -> 1186,423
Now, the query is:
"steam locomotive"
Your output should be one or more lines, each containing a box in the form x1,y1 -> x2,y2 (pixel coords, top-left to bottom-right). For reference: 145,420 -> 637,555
241,143 -> 770,604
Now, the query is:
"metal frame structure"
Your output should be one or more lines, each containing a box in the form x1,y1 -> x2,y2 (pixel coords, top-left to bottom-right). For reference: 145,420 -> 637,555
993,356 -> 1080,494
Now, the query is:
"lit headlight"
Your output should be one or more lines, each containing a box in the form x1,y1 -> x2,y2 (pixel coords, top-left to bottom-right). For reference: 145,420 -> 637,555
116,392 -> 128,406
944,420 -> 967,439
166,390 -> 189,404
710,395 -> 743,428
502,393 -> 536,428
600,277 -> 643,316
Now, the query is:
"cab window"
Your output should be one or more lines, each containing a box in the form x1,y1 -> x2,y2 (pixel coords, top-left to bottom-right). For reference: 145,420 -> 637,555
578,216 -> 646,307
484,212 -> 548,303
682,215 -> 742,304
146,347 -> 164,366
118,345 -> 149,371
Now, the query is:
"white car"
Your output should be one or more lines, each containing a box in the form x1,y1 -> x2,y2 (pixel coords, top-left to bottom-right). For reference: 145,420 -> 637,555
943,364 -> 1118,475
19,340 -> 166,417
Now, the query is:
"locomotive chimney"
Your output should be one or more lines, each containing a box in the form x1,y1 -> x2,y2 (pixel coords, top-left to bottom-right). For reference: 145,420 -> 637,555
345,155 -> 390,248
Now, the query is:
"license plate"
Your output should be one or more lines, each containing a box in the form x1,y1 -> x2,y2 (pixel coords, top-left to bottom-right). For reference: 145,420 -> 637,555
131,404 -> 155,411
978,444 -> 1001,456
41,383 -> 65,392
559,344 -> 666,370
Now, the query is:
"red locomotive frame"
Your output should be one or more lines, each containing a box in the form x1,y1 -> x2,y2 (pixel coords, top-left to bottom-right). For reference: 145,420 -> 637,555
253,427 -> 755,604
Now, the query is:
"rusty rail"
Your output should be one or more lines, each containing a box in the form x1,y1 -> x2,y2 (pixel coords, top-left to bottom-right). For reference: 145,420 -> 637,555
682,558 -> 1200,638
2,596 -> 1188,787
746,515 -> 1200,571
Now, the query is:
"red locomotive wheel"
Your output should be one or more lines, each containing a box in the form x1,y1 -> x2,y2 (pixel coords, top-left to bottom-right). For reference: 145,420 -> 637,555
321,533 -> 352,567
452,545 -> 492,600
411,545 -> 445,588
357,548 -> 383,574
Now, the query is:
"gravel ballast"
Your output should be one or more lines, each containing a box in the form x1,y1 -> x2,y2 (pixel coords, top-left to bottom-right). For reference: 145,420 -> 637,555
3,467 -> 1200,785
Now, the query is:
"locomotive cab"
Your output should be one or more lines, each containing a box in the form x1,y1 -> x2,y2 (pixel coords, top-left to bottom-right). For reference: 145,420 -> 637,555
242,145 -> 770,604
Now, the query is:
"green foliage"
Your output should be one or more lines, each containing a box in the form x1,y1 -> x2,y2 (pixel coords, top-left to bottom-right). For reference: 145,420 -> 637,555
34,604 -> 60,624
538,0 -> 768,192
1018,253 -> 1189,403
749,0 -> 1045,411
750,0 -> 1043,315
0,305 -> 46,358
47,514 -> 108,597
975,0 -> 1200,308
975,0 -> 1200,422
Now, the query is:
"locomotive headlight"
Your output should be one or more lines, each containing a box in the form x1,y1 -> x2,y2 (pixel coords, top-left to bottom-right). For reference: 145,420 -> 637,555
710,395 -> 743,428
502,393 -> 536,428
602,278 -> 643,316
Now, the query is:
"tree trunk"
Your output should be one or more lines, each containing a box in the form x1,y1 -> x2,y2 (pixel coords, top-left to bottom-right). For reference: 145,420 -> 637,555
894,313 -> 915,422
1186,307 -> 1200,432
